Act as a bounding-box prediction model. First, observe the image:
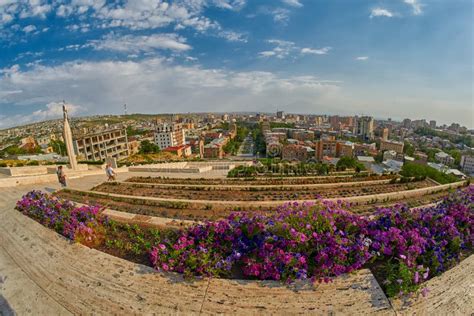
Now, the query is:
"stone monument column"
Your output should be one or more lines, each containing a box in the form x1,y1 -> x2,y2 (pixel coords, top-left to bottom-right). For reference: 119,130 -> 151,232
63,103 -> 78,170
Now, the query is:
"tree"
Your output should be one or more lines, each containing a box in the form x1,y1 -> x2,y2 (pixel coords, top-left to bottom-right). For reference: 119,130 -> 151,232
403,142 -> 415,156
49,140 -> 67,156
139,140 -> 161,154
400,162 -> 458,184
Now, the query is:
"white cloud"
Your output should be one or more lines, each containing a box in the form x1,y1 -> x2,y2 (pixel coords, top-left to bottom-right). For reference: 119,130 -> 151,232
404,0 -> 423,15
211,0 -> 246,10
217,30 -> 247,42
301,47 -> 331,55
281,0 -> 303,8
0,102 -> 83,128
0,58 -> 340,128
90,33 -> 192,53
22,24 -> 36,33
271,7 -> 290,24
0,0 -> 244,43
355,56 -> 369,61
370,8 -> 394,18
260,40 -> 331,59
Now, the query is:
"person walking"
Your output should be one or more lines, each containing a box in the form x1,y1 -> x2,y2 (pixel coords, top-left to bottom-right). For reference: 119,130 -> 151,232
56,165 -> 67,187
105,163 -> 116,181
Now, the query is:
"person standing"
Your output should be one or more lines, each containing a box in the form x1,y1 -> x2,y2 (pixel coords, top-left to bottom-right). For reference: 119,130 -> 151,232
56,165 -> 67,187
105,163 -> 116,181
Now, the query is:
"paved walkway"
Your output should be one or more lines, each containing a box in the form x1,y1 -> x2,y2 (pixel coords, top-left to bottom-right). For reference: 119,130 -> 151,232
0,173 -> 472,315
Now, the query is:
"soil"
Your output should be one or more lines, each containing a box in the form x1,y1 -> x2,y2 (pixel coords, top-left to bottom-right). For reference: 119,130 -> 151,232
125,174 -> 395,186
92,180 -> 434,202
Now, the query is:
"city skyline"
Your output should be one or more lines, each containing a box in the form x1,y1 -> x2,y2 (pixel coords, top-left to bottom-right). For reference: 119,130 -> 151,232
0,0 -> 473,128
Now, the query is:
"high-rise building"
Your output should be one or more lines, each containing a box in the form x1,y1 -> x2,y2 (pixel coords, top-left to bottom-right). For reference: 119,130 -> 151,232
356,116 -> 374,141
402,118 -> 412,128
382,128 -> 389,141
429,120 -> 437,129
276,111 -> 285,119
154,122 -> 185,150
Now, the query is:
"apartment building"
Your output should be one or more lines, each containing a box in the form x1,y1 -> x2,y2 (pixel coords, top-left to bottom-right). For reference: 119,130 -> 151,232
74,128 -> 129,161
435,151 -> 455,165
282,144 -> 309,161
314,140 -> 354,161
204,137 -> 228,159
380,140 -> 404,154
356,116 -> 374,141
460,155 -> 474,175
154,122 -> 185,150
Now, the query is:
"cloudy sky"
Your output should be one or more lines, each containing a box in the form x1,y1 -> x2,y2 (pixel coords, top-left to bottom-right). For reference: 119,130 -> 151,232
0,0 -> 472,129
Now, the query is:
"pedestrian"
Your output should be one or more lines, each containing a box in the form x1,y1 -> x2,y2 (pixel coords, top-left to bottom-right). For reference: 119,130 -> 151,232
56,165 -> 67,187
105,163 -> 116,181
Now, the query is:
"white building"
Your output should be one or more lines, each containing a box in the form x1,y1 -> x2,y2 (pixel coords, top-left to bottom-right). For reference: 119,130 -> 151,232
154,123 -> 185,150
435,152 -> 455,166
460,155 -> 474,175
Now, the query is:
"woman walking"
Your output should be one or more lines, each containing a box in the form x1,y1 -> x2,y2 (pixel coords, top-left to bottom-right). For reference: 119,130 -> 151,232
56,165 -> 67,187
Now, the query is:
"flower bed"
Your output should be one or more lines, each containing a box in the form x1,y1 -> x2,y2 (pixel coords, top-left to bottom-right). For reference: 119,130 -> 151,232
92,180 -> 434,201
15,186 -> 473,298
126,174 -> 395,186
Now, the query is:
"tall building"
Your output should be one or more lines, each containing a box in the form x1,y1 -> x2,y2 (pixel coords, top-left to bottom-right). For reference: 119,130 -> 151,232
276,111 -> 285,119
356,116 -> 374,141
382,128 -> 389,141
74,128 -> 129,161
429,120 -> 437,129
154,122 -> 185,150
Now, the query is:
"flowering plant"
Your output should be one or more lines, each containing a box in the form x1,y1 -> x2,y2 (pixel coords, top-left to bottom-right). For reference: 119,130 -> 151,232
15,190 -> 105,245
150,187 -> 473,296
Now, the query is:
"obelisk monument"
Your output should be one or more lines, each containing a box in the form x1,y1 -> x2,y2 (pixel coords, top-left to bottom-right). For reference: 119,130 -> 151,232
63,102 -> 78,170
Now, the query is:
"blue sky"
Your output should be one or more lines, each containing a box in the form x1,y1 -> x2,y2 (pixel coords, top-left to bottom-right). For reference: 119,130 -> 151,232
0,0 -> 472,128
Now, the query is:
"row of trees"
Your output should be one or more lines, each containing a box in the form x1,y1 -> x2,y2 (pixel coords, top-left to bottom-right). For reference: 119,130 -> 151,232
222,124 -> 249,155
400,162 -> 458,184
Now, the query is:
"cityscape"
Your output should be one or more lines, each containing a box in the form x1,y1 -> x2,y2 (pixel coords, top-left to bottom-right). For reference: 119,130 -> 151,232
0,0 -> 472,315
1,111 -> 473,177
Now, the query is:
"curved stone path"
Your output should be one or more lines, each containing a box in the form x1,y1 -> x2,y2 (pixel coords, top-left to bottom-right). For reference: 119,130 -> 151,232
0,173 -> 472,315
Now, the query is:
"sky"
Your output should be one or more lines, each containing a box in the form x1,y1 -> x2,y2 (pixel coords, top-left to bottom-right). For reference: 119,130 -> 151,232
0,0 -> 472,129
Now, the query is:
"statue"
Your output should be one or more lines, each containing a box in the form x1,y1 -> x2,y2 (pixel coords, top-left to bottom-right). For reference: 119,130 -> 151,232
63,102 -> 78,170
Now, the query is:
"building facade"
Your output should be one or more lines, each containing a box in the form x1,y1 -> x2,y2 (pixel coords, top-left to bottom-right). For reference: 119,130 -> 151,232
203,137 -> 227,159
356,116 -> 374,141
460,155 -> 474,175
154,123 -> 185,150
74,128 -> 129,161
435,152 -> 455,165
282,144 -> 308,161
380,140 -> 404,154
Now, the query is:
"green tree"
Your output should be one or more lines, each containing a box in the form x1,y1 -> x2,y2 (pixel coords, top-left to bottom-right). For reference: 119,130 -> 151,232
336,156 -> 365,171
49,140 -> 67,156
400,162 -> 458,184
139,140 -> 161,154
403,142 -> 415,156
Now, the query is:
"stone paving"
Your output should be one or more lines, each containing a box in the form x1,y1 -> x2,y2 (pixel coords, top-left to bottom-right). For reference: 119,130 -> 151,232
0,172 -> 472,315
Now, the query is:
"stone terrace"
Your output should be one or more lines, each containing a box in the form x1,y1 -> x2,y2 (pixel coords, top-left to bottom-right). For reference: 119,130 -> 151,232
0,172 -> 473,314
